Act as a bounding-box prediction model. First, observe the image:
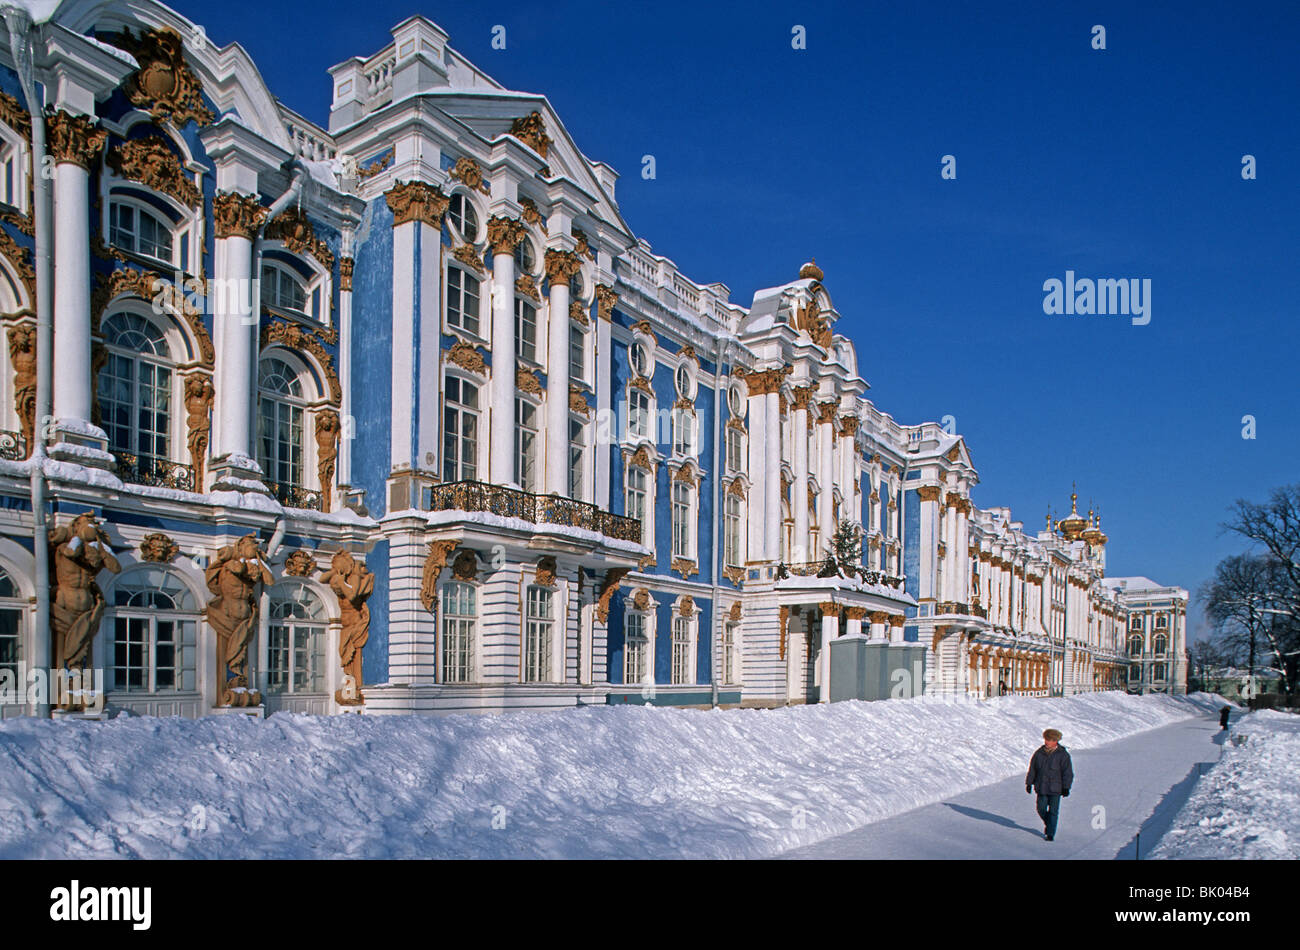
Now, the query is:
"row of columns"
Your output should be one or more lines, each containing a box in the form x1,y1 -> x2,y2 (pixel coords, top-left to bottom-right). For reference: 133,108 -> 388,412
967,644 -> 1051,695
814,602 -> 906,703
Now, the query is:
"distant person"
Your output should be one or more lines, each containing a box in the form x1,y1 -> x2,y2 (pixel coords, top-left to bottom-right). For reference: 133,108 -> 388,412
999,679 -> 1007,696
1219,706 -> 1231,730
1025,728 -> 1073,841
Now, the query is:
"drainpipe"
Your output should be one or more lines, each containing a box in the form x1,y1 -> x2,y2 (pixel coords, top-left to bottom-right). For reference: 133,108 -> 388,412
708,337 -> 729,708
4,7 -> 51,718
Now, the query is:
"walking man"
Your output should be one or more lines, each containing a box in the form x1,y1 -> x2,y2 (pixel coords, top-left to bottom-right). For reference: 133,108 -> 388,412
1025,728 -> 1073,841
1219,706 -> 1231,730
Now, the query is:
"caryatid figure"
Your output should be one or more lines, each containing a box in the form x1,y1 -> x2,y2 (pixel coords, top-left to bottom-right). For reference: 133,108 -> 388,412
204,534 -> 272,706
320,551 -> 375,705
49,515 -> 121,706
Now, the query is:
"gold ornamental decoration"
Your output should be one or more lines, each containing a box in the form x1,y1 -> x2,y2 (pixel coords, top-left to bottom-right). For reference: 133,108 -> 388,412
106,136 -> 200,207
183,373 -> 214,484
595,284 -> 618,320
779,605 -> 790,660
569,299 -> 589,326
138,532 -> 180,563
205,535 -> 270,707
315,409 -> 341,513
723,567 -> 744,585
265,206 -> 335,270
453,243 -> 485,274
111,27 -> 214,128
791,386 -> 814,411
487,215 -> 528,253
632,589 -> 650,611
672,463 -> 698,487
355,149 -> 393,180
631,320 -> 654,337
50,516 -> 121,705
515,273 -> 541,301
339,257 -> 354,292
535,556 -> 558,588
519,198 -> 547,233
728,602 -> 742,622
321,552 -> 375,706
420,540 -> 459,612
726,478 -> 746,499
626,444 -> 657,473
544,248 -> 581,284
569,386 -> 590,418
261,321 -> 342,405
733,365 -> 791,396
0,90 -> 31,139
6,323 -> 34,458
572,228 -> 597,261
817,401 -> 838,425
92,268 -> 213,369
678,596 -> 695,617
213,191 -> 268,240
449,156 -> 490,195
918,485 -> 942,502
516,368 -> 543,396
509,111 -> 552,158
48,110 -> 106,170
671,558 -> 698,580
451,549 -> 478,582
595,568 -> 631,624
283,549 -> 317,577
445,341 -> 487,376
0,228 -> 35,308
385,180 -> 448,228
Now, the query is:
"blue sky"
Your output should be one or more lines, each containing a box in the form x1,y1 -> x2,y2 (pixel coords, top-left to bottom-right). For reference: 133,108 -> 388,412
173,0 -> 1300,639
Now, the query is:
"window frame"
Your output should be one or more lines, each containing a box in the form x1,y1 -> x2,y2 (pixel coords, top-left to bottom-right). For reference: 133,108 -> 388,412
107,569 -> 199,695
516,397 -> 540,492
107,195 -> 178,269
443,373 -> 482,483
265,585 -> 327,695
523,583 -> 555,684
257,354 -> 310,495
98,310 -> 177,468
671,479 -> 696,561
446,264 -> 483,338
439,580 -> 478,684
670,612 -> 696,686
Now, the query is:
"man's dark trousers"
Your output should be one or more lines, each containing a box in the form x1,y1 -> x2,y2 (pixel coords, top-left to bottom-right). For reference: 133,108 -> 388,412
1036,793 -> 1062,838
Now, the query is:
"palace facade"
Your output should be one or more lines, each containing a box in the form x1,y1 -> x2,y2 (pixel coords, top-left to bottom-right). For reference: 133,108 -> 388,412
0,0 -> 1186,719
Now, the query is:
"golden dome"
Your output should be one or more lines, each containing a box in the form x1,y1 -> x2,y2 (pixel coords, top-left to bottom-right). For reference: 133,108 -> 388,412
799,259 -> 824,282
1057,487 -> 1088,541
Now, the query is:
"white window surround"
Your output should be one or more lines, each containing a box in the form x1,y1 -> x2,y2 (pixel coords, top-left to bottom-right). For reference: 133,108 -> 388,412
98,307 -> 189,469
439,579 -> 480,684
624,458 -> 656,551
444,264 -> 484,340
519,567 -> 568,685
622,608 -> 652,686
721,617 -> 742,686
445,190 -> 481,245
625,384 -> 656,443
107,194 -> 180,270
670,602 -> 698,686
442,369 -> 484,483
670,476 -> 698,562
0,127 -> 29,214
674,360 -> 697,400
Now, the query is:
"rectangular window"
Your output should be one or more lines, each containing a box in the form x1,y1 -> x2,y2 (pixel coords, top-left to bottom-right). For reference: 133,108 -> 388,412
524,586 -> 553,683
722,621 -> 738,684
627,389 -> 651,441
624,612 -> 647,684
724,494 -> 743,568
569,417 -> 585,500
672,410 -> 695,456
0,608 -> 18,682
447,267 -> 481,336
516,399 -> 538,491
569,326 -> 585,383
671,616 -> 692,685
671,482 -> 692,559
443,376 -> 480,482
515,298 -> 538,363
726,427 -> 743,472
441,582 -> 476,683
626,466 -> 649,546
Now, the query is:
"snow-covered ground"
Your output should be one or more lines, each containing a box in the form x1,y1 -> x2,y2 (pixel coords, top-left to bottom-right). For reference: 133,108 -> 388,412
0,692 -> 1221,859
1150,709 -> 1300,860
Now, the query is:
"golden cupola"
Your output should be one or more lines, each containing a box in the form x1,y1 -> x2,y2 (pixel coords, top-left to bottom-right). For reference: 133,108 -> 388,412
1081,509 -> 1107,547
1056,487 -> 1089,542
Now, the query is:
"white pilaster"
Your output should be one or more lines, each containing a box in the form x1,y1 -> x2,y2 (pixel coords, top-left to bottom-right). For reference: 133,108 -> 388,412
792,390 -> 810,562
488,225 -> 519,485
817,405 -> 835,549
764,390 -> 781,562
544,253 -> 576,495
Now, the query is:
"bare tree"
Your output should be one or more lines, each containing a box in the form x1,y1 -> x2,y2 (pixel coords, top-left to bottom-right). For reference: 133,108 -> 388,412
1187,638 -> 1227,691
1200,553 -> 1295,701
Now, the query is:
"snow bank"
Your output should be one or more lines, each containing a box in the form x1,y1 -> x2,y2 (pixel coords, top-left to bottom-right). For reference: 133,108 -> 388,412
1150,709 -> 1300,860
0,692 -> 1221,859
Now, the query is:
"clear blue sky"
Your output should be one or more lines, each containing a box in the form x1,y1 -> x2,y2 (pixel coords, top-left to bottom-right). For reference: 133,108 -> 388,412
173,0 -> 1300,641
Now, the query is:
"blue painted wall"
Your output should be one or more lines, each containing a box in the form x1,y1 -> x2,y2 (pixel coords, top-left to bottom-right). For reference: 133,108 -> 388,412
350,195 -> 394,518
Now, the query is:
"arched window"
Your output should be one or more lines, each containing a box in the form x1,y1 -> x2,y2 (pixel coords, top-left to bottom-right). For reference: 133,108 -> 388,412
627,388 -> 652,441
671,612 -> 694,685
1127,635 -> 1143,657
266,585 -> 326,694
514,238 -> 535,274
110,568 -> 198,693
257,356 -> 307,501
99,312 -> 173,475
630,341 -> 652,378
261,261 -> 308,316
625,464 -> 651,548
109,198 -> 174,265
1152,663 -> 1167,682
516,398 -> 539,491
0,565 -> 22,685
447,192 -> 479,243
440,581 -> 476,683
1153,633 -> 1168,656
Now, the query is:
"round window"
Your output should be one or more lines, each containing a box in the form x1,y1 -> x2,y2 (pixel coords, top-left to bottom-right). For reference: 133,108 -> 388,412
448,193 -> 478,243
728,383 -> 744,417
631,341 -> 651,378
514,239 -> 535,273
675,363 -> 694,398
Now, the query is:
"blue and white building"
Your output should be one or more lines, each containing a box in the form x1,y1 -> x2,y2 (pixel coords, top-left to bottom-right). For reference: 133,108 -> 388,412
0,1 -> 1185,719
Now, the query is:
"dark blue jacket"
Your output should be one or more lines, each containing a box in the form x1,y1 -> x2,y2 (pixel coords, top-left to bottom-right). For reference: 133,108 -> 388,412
1025,744 -> 1073,795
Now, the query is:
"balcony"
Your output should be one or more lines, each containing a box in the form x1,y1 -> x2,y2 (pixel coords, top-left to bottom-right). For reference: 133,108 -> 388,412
777,558 -> 906,590
265,480 -> 324,511
428,480 -> 641,544
112,452 -> 195,492
0,429 -> 26,461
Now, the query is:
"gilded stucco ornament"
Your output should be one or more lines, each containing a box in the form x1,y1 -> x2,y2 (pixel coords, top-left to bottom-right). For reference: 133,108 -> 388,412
49,516 -> 121,707
449,156 -> 491,195
205,535 -> 271,707
213,191 -> 267,240
48,110 -> 106,170
138,532 -> 180,563
6,324 -> 34,457
106,136 -> 200,206
509,111 -> 552,158
315,409 -> 341,513
385,180 -> 448,228
321,551 -> 374,706
444,341 -> 487,376
112,27 -> 214,127
183,373 -> 214,484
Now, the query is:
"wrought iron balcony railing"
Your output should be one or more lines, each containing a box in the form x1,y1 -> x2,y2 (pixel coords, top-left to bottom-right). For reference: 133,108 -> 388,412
777,558 -> 906,589
0,429 -> 26,461
427,480 -> 642,544
112,452 -> 195,491
265,480 -> 323,511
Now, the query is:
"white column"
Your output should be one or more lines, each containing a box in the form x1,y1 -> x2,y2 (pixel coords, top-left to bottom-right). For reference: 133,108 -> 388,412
544,250 -> 579,495
868,610 -> 887,642
845,608 -> 864,637
819,605 -> 838,703
817,402 -> 835,549
764,390 -> 781,562
53,163 -> 94,429
487,217 -> 522,485
956,500 -> 970,602
792,388 -> 811,562
337,254 -> 355,489
595,286 -> 615,504
839,418 -> 857,526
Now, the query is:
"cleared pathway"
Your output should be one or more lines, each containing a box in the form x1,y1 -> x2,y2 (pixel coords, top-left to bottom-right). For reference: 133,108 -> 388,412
782,710 -> 1229,859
